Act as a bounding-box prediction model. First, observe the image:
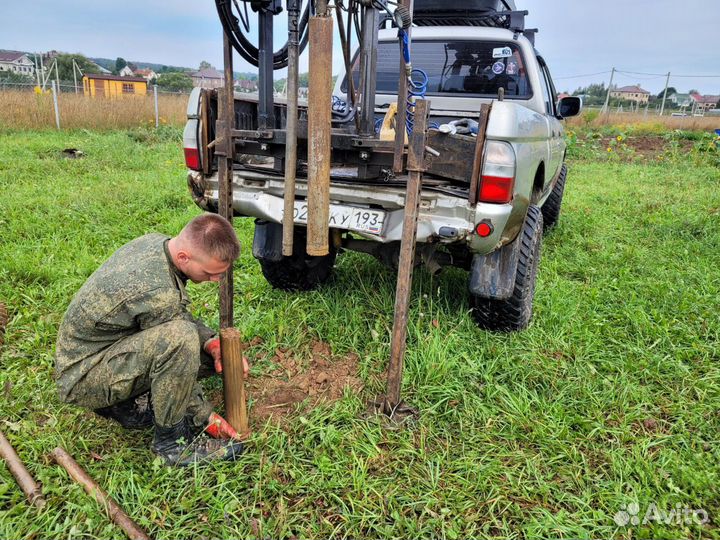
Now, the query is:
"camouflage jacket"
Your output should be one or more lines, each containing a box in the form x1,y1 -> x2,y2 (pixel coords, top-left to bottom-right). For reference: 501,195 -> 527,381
55,233 -> 216,401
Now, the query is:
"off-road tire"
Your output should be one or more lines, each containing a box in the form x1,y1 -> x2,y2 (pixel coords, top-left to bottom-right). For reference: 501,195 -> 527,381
258,230 -> 336,291
470,205 -> 543,332
540,163 -> 567,232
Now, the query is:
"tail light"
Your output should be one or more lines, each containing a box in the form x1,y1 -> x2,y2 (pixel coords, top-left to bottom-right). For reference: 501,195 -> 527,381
184,147 -> 201,170
479,141 -> 516,204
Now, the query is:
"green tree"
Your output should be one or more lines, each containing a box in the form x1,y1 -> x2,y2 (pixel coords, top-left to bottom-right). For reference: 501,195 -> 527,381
157,71 -> 193,92
0,70 -> 33,85
657,87 -> 677,99
115,57 -> 127,74
199,61 -> 212,70
55,54 -> 100,82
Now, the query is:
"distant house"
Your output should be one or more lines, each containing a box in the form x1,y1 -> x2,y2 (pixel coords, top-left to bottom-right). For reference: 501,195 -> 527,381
669,92 -> 693,108
0,50 -> 35,77
235,78 -> 257,92
610,85 -> 650,104
691,93 -> 719,112
119,65 -> 135,77
134,68 -> 157,82
83,74 -> 147,98
189,67 -> 224,89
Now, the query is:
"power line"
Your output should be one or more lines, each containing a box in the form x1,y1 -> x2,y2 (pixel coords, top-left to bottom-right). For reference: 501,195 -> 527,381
617,69 -> 720,78
554,70 -> 611,80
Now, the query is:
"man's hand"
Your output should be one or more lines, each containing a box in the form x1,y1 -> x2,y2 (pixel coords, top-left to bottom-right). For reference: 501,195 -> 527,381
204,338 -> 250,376
205,412 -> 243,440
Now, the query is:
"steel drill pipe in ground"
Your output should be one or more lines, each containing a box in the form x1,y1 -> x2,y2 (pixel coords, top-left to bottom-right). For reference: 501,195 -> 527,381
50,447 -> 149,540
306,11 -> 334,256
0,429 -> 46,509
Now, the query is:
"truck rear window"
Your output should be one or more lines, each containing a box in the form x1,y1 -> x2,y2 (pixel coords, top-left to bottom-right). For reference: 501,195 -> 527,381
342,40 -> 532,99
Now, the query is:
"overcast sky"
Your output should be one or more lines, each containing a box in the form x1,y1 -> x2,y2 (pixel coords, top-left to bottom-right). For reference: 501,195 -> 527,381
4,0 -> 719,95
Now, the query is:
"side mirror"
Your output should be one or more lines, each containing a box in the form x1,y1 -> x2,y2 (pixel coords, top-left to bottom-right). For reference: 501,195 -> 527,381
557,96 -> 582,118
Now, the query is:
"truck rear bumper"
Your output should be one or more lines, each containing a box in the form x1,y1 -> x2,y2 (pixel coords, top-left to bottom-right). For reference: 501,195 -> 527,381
189,169 -> 515,255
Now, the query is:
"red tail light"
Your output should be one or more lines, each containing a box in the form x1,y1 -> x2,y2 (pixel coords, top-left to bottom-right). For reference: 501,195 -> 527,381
184,147 -> 200,170
479,175 -> 514,204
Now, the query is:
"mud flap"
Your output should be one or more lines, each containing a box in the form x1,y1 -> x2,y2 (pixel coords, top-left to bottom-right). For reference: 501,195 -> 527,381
468,236 -> 521,300
252,220 -> 283,262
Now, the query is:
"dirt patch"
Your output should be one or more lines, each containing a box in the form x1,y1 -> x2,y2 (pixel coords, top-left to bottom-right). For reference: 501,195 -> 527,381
211,339 -> 363,427
600,135 -> 694,161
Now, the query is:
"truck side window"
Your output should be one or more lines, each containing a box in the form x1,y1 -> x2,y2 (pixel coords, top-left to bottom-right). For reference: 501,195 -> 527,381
541,65 -> 558,116
536,61 -> 553,115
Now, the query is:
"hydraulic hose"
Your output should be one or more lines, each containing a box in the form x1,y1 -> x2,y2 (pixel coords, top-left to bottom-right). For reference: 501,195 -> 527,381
214,0 -> 313,70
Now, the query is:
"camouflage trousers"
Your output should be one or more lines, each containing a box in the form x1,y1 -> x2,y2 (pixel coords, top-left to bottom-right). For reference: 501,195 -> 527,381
61,320 -> 215,428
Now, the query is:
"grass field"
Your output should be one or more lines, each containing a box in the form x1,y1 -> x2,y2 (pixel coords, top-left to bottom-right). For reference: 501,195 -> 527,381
1,128 -> 719,539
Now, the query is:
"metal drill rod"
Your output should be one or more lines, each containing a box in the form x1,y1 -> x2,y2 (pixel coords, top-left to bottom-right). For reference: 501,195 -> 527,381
282,0 -> 301,257
385,99 -> 430,412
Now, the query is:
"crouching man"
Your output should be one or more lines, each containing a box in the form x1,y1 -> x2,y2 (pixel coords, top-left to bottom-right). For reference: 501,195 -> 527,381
55,214 -> 248,467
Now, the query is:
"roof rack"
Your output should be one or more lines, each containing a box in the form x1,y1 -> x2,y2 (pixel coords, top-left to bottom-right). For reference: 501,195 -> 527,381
413,9 -> 527,30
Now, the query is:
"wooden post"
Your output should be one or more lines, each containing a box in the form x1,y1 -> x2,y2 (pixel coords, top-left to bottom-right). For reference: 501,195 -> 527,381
0,429 -> 46,508
306,9 -> 333,257
385,99 -> 430,412
220,328 -> 249,436
50,447 -> 149,540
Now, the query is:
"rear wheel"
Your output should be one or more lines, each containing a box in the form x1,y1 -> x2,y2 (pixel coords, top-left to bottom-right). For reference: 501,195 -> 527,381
540,163 -> 567,232
470,205 -> 543,331
257,227 -> 336,291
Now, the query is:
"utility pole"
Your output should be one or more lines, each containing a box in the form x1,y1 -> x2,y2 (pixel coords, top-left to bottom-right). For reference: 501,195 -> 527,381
34,53 -> 41,87
603,67 -> 615,116
72,59 -> 83,94
659,72 -> 671,116
39,53 -> 45,90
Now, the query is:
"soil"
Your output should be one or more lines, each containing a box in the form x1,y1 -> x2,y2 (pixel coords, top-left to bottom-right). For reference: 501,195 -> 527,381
599,135 -> 695,160
211,339 -> 363,428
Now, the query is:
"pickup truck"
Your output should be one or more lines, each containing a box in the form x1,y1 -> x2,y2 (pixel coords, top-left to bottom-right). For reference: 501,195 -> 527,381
183,19 -> 581,331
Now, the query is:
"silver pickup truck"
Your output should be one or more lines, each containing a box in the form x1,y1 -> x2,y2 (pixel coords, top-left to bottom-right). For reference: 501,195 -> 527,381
183,20 -> 581,331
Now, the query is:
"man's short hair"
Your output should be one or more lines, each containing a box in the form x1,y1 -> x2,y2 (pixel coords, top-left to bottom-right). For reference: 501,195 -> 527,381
180,214 -> 240,263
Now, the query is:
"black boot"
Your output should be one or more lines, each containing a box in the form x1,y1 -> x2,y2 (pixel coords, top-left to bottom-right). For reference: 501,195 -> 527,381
95,392 -> 154,429
151,419 -> 244,467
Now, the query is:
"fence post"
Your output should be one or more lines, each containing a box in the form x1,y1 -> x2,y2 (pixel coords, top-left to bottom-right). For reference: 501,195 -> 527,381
51,80 -> 61,129
154,85 -> 159,128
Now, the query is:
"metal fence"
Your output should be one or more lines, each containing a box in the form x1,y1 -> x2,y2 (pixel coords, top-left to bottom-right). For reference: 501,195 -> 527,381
0,80 -> 191,130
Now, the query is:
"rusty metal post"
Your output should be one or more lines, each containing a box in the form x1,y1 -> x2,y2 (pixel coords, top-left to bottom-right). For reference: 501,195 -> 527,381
468,103 -> 492,206
217,31 -> 236,328
393,0 -> 413,173
220,328 -> 249,436
282,0 -> 301,257
0,429 -> 45,509
384,99 -> 430,414
306,4 -> 333,257
51,447 -> 150,540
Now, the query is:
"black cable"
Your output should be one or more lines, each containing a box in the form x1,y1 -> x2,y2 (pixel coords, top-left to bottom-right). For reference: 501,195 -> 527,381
215,0 -> 312,70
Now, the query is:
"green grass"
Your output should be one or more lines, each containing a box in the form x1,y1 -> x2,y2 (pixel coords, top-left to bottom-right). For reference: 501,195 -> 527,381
1,129 -> 719,539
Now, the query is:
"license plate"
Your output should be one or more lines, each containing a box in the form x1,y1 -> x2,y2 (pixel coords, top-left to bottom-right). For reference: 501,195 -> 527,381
292,202 -> 386,235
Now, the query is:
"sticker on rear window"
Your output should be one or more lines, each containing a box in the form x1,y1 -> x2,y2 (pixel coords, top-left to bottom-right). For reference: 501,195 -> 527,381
506,61 -> 518,75
492,61 -> 506,75
493,47 -> 513,58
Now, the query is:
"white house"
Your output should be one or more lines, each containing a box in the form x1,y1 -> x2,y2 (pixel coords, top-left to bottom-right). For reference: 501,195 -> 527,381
0,50 -> 35,77
119,65 -> 135,77
134,68 -> 157,82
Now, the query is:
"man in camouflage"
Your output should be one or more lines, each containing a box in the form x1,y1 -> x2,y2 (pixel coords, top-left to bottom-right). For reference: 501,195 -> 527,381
55,214 -> 248,466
